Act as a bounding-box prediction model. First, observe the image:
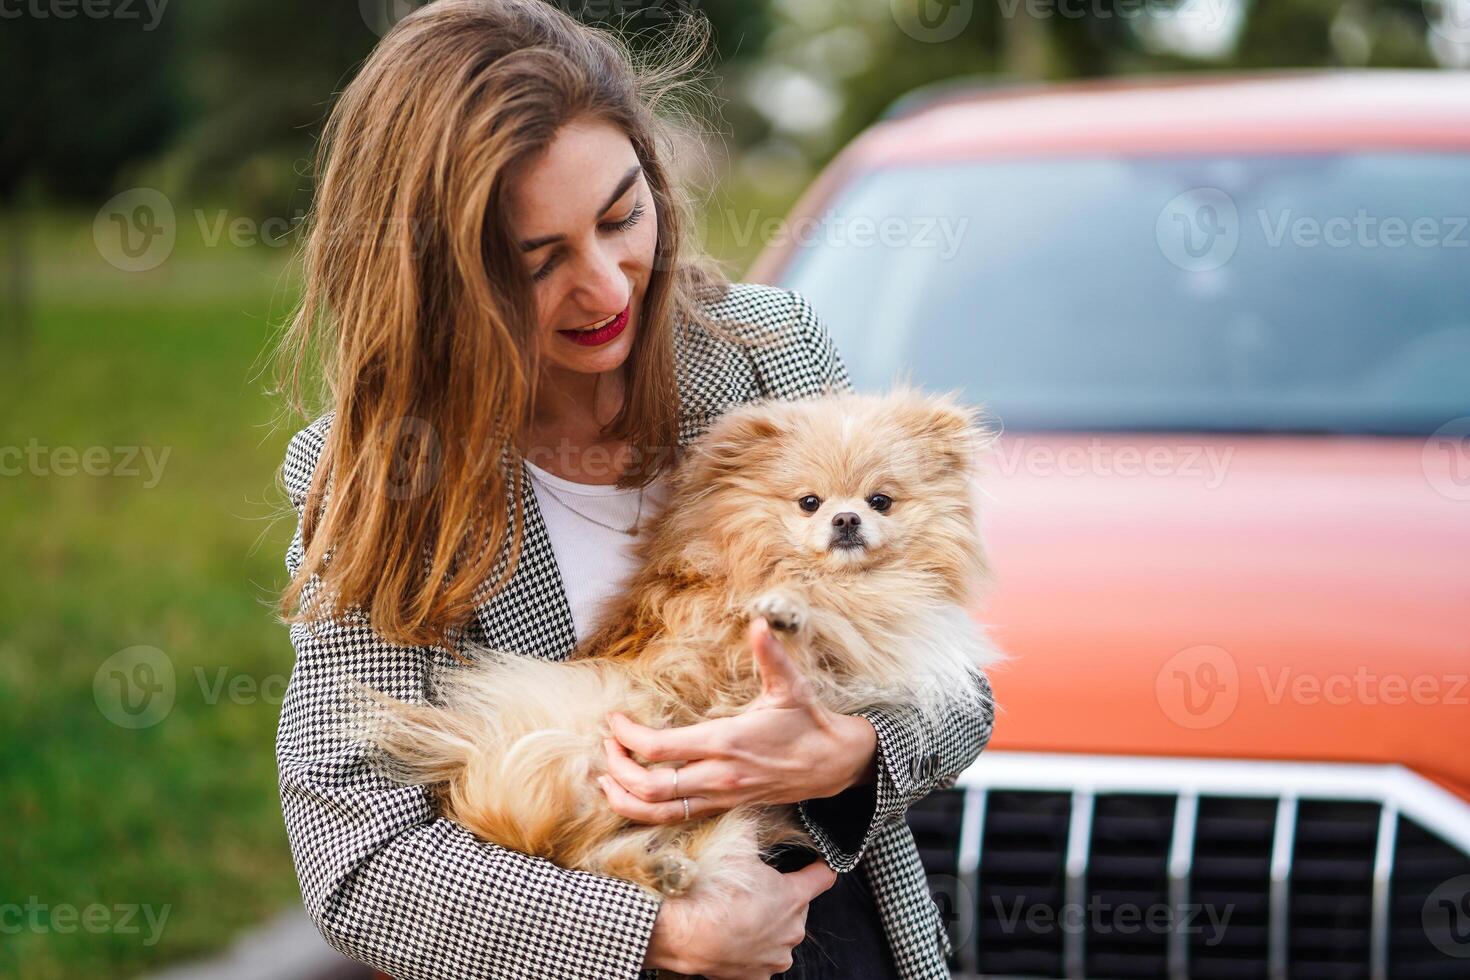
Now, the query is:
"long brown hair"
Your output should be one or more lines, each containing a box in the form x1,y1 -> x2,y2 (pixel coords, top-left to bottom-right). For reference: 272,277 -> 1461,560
277,0 -> 729,648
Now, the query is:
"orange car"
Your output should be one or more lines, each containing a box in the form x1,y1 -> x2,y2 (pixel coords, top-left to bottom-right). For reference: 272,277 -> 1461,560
752,72 -> 1470,979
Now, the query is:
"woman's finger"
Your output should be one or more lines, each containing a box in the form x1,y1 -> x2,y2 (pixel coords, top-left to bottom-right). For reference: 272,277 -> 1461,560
602,737 -> 681,801
656,759 -> 744,802
606,711 -> 731,763
597,775 -> 717,824
783,859 -> 838,903
749,618 -> 818,708
604,746 -> 742,804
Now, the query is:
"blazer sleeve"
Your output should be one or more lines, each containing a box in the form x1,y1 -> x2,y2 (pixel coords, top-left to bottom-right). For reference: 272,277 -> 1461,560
769,289 -> 998,874
275,421 -> 661,980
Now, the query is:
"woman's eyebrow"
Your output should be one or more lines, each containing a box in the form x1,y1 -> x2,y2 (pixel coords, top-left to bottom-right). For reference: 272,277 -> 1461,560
520,163 -> 643,252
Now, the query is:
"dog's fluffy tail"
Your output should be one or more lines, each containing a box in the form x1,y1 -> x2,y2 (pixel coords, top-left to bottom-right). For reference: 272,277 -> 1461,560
352,654 -> 592,781
352,654 -> 776,898
353,654 -> 627,838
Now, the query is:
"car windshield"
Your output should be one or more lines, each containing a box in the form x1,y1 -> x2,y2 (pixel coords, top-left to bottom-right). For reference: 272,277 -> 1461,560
781,153 -> 1470,434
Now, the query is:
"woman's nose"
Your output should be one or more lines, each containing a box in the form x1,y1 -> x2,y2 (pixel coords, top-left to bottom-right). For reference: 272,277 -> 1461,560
571,241 -> 630,316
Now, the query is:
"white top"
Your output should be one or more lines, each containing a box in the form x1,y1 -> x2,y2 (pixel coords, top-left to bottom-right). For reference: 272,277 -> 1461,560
523,459 -> 672,642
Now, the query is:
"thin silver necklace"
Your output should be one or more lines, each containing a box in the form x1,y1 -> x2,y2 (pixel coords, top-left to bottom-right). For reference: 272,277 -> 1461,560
527,465 -> 646,537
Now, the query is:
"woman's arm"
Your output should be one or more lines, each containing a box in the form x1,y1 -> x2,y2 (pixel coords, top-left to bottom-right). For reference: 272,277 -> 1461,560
277,423 -> 661,980
796,673 -> 995,871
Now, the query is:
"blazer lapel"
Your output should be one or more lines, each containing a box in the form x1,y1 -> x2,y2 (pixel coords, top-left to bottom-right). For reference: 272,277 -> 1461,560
469,460 -> 578,661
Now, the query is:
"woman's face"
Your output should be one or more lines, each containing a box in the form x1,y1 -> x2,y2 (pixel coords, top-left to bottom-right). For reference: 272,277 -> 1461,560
507,117 -> 659,381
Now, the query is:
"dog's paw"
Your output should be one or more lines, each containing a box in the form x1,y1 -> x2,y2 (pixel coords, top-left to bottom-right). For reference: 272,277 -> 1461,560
651,854 -> 696,898
750,591 -> 806,634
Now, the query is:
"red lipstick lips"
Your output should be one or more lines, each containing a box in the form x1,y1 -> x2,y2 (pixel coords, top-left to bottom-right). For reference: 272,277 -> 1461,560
558,304 -> 630,347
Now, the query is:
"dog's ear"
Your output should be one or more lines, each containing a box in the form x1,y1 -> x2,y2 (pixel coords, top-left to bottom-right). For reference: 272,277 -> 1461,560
895,390 -> 988,476
683,403 -> 787,483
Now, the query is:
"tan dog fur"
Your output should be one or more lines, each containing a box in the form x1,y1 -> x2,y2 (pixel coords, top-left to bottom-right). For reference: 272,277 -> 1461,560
361,389 -> 998,902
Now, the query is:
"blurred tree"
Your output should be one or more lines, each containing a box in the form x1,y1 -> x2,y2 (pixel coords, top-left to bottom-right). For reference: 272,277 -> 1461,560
755,0 -> 1449,170
1237,0 -> 1439,68
1237,0 -> 1348,64
0,11 -> 181,341
166,0 -> 773,222
168,1 -> 378,222
0,11 -> 182,201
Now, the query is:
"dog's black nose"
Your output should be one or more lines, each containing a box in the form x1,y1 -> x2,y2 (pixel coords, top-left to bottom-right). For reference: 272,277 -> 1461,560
832,512 -> 861,529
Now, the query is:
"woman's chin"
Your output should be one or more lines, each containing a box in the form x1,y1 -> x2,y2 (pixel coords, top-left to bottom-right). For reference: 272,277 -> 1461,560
548,323 -> 637,375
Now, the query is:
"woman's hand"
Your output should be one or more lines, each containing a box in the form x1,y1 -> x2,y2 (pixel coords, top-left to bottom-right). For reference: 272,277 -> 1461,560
642,851 -> 837,978
597,618 -> 878,823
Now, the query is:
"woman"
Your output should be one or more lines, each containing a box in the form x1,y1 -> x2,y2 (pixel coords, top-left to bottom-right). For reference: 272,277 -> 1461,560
274,2 -> 993,978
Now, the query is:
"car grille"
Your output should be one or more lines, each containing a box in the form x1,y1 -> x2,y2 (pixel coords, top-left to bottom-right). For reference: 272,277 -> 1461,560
906,752 -> 1470,979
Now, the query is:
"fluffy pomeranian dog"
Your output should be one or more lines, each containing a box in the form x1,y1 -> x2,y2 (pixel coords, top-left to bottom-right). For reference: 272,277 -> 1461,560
362,388 -> 998,902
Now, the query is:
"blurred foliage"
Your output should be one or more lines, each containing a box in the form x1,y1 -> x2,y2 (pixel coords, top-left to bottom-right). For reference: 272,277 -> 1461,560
6,0 -> 776,219
1235,0 -> 1435,66
759,0 -> 1448,165
6,0 -> 1456,216
0,10 -> 182,204
169,2 -> 378,218
0,225 -> 304,980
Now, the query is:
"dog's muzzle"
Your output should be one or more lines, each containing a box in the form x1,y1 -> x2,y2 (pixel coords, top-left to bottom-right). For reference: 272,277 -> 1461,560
829,511 -> 866,551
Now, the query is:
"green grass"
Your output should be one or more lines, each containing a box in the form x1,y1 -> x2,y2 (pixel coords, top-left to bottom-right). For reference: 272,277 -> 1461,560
0,213 -> 306,980
0,187 -> 793,978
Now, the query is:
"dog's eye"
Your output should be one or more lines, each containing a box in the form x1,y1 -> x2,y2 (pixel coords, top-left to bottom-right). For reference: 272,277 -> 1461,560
866,494 -> 892,513
798,495 -> 822,513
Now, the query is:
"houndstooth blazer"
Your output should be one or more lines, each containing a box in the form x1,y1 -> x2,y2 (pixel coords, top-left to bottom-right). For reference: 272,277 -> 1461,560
276,282 -> 995,980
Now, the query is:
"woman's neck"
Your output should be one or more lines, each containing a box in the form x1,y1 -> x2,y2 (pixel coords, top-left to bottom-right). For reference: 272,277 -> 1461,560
535,364 -> 624,427
526,365 -> 632,485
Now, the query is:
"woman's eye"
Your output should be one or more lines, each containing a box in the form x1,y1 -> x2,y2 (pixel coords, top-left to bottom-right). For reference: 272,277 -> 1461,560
866,494 -> 892,512
798,495 -> 821,513
600,200 -> 645,234
530,200 -> 645,284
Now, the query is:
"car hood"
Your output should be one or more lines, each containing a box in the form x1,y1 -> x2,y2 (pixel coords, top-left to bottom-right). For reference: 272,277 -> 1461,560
975,432 -> 1470,796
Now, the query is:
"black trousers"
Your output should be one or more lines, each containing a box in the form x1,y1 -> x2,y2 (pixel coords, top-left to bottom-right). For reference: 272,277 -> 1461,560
688,845 -> 899,980
693,785 -> 901,979
771,845 -> 901,980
